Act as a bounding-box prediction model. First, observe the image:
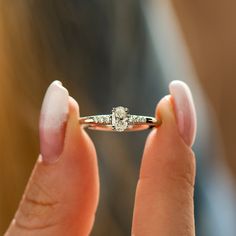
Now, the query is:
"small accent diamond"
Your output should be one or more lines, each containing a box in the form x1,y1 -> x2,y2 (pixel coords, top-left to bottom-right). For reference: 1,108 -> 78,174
93,116 -> 98,123
103,116 -> 110,123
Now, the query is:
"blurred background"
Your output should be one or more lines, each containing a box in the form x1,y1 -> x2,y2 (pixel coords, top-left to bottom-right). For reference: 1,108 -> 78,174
0,0 -> 236,235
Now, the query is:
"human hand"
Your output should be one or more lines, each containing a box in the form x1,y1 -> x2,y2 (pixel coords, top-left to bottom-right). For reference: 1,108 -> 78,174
5,80 -> 196,236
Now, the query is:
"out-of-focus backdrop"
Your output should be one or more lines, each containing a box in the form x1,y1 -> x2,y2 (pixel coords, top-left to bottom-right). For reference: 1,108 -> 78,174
0,0 -> 236,235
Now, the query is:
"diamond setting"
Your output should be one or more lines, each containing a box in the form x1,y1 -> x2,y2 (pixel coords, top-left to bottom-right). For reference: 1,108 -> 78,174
93,115 -> 110,124
112,106 -> 129,131
128,115 -> 146,124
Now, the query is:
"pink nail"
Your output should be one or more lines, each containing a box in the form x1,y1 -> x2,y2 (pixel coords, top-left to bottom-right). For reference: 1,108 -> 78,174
169,80 -> 197,147
39,81 -> 69,163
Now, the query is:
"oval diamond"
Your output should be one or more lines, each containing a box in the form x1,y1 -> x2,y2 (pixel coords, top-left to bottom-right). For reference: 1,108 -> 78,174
112,106 -> 129,131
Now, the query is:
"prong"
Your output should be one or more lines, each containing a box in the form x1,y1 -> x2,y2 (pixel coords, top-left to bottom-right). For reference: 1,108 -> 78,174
125,107 -> 129,112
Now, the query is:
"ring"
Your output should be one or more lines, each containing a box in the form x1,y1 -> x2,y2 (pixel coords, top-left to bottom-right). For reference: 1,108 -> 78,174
79,106 -> 161,132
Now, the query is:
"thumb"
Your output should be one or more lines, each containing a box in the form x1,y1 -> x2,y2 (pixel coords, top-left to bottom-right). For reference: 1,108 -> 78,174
6,81 -> 99,236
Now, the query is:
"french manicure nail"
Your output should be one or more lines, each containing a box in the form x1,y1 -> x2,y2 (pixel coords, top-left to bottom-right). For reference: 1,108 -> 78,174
169,80 -> 197,147
39,81 -> 69,163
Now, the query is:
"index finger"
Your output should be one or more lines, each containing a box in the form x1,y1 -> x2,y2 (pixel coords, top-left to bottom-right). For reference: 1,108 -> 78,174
6,81 -> 99,236
132,81 -> 196,236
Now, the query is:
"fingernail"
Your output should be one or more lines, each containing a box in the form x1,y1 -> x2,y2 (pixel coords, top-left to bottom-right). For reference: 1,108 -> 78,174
39,81 -> 69,163
169,80 -> 197,147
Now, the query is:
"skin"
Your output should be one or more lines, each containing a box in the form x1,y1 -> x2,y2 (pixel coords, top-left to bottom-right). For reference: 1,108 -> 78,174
5,96 -> 195,236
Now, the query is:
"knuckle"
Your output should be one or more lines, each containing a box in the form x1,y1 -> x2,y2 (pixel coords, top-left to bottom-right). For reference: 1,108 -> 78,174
15,179 -> 60,231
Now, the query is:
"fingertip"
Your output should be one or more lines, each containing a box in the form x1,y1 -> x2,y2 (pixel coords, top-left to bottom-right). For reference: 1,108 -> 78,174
155,80 -> 197,148
155,95 -> 176,128
68,96 -> 80,118
141,93 -> 196,181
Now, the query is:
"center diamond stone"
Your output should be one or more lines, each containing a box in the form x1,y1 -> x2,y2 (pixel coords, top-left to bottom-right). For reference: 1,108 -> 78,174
112,106 -> 129,131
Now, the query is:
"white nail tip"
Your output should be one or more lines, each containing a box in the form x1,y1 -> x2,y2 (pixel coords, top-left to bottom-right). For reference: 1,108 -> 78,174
40,81 -> 69,130
169,80 -> 197,147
